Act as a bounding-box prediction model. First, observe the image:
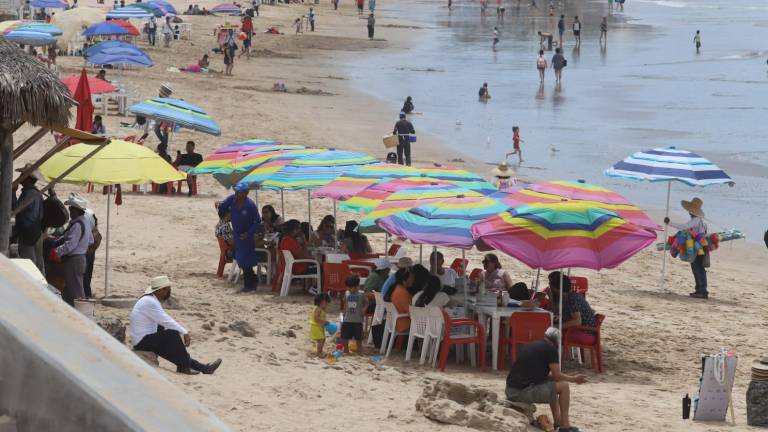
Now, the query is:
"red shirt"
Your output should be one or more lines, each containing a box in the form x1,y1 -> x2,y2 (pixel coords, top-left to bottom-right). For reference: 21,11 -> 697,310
280,236 -> 307,274
512,132 -> 520,149
242,18 -> 253,33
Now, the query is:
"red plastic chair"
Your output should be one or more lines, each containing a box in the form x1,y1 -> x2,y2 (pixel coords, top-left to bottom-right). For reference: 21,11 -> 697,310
176,175 -> 198,196
468,268 -> 483,281
322,262 -> 352,307
564,314 -> 605,373
387,243 -> 401,256
450,258 -> 469,276
570,276 -> 588,297
348,252 -> 381,260
437,310 -> 486,372
342,260 -> 375,278
216,237 -> 233,277
497,312 -> 552,369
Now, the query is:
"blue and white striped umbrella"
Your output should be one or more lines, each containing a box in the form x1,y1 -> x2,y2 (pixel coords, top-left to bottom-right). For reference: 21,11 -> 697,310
604,147 -> 733,187
4,29 -> 57,46
106,6 -> 154,19
128,98 -> 221,136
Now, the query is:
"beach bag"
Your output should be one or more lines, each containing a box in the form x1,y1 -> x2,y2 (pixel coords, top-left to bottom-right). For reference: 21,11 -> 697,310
382,134 -> 398,148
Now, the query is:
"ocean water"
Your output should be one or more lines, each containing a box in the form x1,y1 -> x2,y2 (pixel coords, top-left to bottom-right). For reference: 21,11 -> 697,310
342,0 -> 768,242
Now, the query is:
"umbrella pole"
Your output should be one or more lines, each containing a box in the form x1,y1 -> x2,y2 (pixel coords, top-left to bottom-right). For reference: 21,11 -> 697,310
254,189 -> 259,208
532,268 -> 541,291
419,244 -> 423,265
384,233 -> 389,256
660,182 -> 672,292
558,269 -> 564,365
333,200 -> 338,250
307,189 -> 312,229
280,190 -> 285,220
462,249 -> 467,306
104,189 -> 111,297
430,246 -> 437,274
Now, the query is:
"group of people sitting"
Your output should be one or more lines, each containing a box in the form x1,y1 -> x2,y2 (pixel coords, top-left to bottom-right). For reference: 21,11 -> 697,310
183,4 -> 211,14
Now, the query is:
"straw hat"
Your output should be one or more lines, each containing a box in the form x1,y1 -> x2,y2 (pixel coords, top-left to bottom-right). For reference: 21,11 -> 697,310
396,257 -> 413,269
63,192 -> 88,211
753,355 -> 768,372
491,161 -> 515,178
681,197 -> 705,217
15,162 -> 43,182
144,275 -> 172,295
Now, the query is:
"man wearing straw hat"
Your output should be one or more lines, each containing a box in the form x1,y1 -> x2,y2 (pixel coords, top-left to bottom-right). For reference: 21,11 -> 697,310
130,276 -> 222,375
13,163 -> 45,274
664,197 -> 709,299
491,161 -> 516,190
54,193 -> 93,306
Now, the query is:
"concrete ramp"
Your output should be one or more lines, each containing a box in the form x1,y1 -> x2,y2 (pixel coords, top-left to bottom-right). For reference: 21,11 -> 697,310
0,256 -> 233,432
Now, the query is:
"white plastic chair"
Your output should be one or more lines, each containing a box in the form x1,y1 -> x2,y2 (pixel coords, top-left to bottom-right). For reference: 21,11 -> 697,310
405,306 -> 431,364
425,306 -> 445,367
227,262 -> 241,284
367,291 -> 385,345
381,302 -> 409,358
279,250 -> 320,297
255,247 -> 272,285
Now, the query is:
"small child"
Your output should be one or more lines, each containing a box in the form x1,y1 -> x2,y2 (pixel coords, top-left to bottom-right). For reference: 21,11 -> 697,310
340,275 -> 367,354
309,293 -> 330,357
505,126 -> 524,163
693,30 -> 701,54
492,27 -> 499,50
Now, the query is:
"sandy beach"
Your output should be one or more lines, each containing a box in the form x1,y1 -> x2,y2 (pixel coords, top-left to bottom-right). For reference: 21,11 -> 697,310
9,0 -> 768,429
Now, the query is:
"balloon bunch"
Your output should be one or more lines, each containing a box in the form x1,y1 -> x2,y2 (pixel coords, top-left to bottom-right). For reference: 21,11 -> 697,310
667,229 -> 718,263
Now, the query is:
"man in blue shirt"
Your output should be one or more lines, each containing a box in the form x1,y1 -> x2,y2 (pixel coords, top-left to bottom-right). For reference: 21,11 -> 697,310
218,182 -> 261,292
13,165 -> 45,274
380,256 -> 413,299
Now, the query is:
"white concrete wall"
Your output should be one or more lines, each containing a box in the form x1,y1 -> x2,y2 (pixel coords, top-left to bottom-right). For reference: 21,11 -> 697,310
0,256 -> 233,432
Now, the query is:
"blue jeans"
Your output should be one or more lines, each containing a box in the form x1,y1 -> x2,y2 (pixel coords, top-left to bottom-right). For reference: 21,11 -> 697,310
690,254 -> 708,294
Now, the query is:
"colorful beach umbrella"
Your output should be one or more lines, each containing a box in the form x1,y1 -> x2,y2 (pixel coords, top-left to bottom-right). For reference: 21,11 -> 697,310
189,140 -> 302,176
4,30 -> 56,46
82,22 -> 129,37
604,146 -> 734,289
106,6 -> 154,19
86,41 -> 152,67
376,193 -> 510,249
212,148 -> 323,188
106,19 -> 140,36
1,21 -> 63,36
133,2 -> 168,16
471,202 -> 656,271
250,150 -> 378,192
210,3 -> 241,14
128,98 -> 221,136
148,0 -> 177,14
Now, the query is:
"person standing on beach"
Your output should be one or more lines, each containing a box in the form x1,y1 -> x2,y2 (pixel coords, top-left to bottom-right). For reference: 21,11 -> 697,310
368,0 -> 375,14
617,0 -> 624,11
557,15 -> 565,46
162,16 -> 173,48
572,16 -> 581,46
147,16 -> 157,46
13,165 -> 45,274
401,96 -> 414,114
356,0 -> 364,15
252,0 -> 261,16
224,30 -> 236,75
308,7 -> 316,31
493,26 -> 500,50
608,0 -> 613,10
505,126 -> 524,163
55,194 -> 93,306
664,198 -> 709,299
551,48 -> 566,83
480,0 -> 487,16
536,49 -> 548,82
218,182 -> 262,293
599,17 -> 607,43
367,13 -> 375,39
393,112 -> 415,166
693,30 -> 701,53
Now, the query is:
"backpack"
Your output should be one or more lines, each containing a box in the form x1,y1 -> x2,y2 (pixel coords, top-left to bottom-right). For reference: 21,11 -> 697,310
537,56 -> 546,68
563,58 -> 567,67
42,193 -> 69,229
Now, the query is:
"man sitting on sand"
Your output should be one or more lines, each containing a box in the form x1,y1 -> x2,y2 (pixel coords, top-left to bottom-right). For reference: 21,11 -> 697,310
130,275 -> 222,375
505,327 -> 586,432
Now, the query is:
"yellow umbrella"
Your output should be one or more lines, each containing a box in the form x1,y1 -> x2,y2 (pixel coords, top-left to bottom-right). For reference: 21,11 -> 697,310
40,140 -> 184,296
40,140 -> 185,185
0,21 -> 22,32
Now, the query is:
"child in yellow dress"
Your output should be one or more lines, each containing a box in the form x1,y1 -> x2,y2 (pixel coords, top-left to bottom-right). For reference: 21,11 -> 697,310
309,293 -> 330,357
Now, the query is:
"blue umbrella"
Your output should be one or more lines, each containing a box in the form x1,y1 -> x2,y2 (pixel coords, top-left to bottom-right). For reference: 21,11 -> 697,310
148,0 -> 177,15
133,2 -> 167,16
106,7 -> 154,19
86,41 -> 153,67
4,30 -> 57,46
82,22 -> 130,37
31,0 -> 67,8
13,22 -> 63,36
128,98 -> 221,136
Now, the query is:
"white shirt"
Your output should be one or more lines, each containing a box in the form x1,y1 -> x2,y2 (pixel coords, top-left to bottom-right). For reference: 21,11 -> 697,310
670,216 -> 706,234
129,294 -> 187,346
436,267 -> 458,288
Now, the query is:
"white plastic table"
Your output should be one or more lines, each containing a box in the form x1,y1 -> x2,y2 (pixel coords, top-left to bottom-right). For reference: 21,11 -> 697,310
467,303 -> 551,371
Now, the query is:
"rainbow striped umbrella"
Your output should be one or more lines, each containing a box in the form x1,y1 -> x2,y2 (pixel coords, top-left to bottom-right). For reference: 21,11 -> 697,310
250,150 -> 378,191
188,140 -> 303,176
313,163 -> 495,201
376,193 -> 510,248
214,148 -> 325,188
472,201 -> 656,271
519,181 -> 660,231
358,181 -> 484,233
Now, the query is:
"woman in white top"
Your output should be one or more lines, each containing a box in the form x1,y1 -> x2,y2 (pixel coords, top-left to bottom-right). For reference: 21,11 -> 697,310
664,197 -> 709,299
413,276 -> 452,308
482,253 -> 514,292
429,251 -> 458,293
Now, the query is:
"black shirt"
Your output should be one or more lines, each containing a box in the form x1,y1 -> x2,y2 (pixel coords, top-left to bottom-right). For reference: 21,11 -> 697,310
506,340 -> 558,389
177,152 -> 203,167
393,119 -> 415,135
402,101 -> 414,114
478,86 -> 488,97
552,53 -> 566,69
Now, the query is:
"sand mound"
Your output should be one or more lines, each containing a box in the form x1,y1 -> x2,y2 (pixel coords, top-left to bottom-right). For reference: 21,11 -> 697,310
415,380 -> 532,431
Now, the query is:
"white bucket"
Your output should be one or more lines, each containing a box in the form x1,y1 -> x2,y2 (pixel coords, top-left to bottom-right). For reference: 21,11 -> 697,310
74,299 -> 96,320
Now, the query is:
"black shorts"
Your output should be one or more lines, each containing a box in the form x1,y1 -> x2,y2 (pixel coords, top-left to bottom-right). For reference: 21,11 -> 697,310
573,30 -> 580,36
340,322 -> 363,341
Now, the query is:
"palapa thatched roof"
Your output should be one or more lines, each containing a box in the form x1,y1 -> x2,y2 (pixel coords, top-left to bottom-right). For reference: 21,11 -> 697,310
0,36 -> 75,130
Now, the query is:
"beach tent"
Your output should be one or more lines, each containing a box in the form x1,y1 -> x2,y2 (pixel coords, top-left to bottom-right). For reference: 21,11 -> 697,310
39,140 -> 185,295
604,146 -> 734,290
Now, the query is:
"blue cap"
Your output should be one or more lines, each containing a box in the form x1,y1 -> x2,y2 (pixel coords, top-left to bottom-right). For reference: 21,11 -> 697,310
233,182 -> 249,193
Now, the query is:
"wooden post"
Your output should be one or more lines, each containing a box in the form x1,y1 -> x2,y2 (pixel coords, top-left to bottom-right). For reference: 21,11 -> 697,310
0,129 -> 13,256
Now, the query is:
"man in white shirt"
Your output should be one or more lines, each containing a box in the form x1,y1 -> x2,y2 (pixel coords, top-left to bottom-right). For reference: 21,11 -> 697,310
55,193 -> 94,306
130,276 -> 222,375
664,197 -> 709,299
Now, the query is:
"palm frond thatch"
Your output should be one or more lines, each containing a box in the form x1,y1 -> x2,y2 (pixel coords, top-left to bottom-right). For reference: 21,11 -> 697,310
0,36 -> 75,129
